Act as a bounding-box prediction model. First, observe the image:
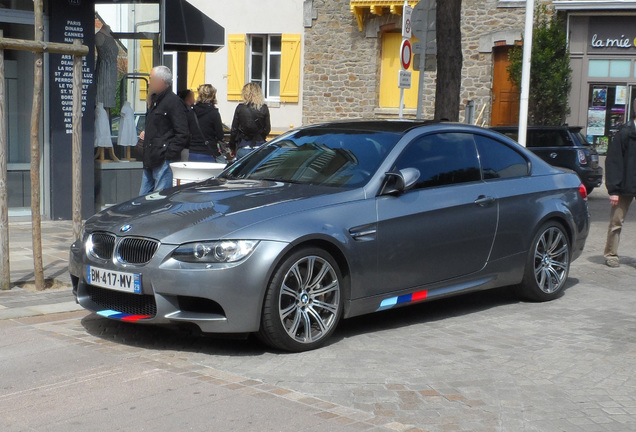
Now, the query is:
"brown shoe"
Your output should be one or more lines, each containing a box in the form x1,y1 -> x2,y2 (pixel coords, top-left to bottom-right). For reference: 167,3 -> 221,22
605,257 -> 620,268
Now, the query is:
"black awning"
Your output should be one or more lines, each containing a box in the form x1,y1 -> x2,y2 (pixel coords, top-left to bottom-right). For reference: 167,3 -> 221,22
163,0 -> 224,52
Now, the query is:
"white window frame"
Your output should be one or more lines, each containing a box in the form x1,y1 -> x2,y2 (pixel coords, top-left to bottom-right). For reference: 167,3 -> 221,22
248,34 -> 282,101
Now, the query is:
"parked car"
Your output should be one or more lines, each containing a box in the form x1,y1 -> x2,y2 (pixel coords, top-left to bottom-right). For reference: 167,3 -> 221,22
490,126 -> 603,193
70,121 -> 590,352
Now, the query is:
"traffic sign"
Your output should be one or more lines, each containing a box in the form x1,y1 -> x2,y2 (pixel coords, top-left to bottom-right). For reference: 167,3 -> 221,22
398,70 -> 412,89
400,39 -> 412,70
411,0 -> 435,42
402,2 -> 413,39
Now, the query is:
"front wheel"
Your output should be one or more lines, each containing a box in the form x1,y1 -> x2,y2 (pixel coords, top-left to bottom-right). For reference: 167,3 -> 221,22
517,222 -> 570,302
257,248 -> 343,352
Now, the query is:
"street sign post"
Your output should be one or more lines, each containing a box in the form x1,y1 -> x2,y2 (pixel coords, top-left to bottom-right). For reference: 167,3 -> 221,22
402,2 -> 413,39
400,39 -> 412,70
398,1 -> 412,119
399,70 -> 412,89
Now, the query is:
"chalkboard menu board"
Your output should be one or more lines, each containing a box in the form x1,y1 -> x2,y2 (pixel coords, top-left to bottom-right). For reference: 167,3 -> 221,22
48,0 -> 96,219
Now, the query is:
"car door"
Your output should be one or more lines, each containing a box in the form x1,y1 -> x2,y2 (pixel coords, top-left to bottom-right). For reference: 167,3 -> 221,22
373,132 -> 498,297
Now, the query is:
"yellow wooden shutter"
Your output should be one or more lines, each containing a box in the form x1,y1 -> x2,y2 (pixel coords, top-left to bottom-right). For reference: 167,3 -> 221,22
188,51 -> 206,97
280,34 -> 301,103
139,39 -> 153,101
227,34 -> 246,101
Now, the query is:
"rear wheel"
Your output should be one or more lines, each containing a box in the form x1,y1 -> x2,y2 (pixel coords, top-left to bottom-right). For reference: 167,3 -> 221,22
517,222 -> 570,302
258,248 -> 343,352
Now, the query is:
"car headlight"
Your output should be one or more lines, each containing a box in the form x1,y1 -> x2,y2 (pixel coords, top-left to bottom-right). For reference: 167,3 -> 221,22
172,240 -> 260,263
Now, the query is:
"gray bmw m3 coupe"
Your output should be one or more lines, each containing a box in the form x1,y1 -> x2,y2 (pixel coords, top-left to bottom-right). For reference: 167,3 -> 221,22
70,121 -> 590,351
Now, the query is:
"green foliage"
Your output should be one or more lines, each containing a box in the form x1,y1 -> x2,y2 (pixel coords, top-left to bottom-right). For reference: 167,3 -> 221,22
508,5 -> 572,126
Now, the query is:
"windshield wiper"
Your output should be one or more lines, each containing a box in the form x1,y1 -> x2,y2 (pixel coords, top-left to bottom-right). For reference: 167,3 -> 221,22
256,177 -> 305,184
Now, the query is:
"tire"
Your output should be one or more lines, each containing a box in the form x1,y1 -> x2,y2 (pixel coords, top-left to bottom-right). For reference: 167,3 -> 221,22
257,247 -> 343,352
586,186 -> 595,194
517,221 -> 570,302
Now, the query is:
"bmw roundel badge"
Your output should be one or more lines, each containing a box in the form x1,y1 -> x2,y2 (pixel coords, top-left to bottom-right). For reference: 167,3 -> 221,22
120,224 -> 132,233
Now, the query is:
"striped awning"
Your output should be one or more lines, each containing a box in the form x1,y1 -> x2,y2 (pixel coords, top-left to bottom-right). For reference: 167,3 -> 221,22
350,0 -> 419,31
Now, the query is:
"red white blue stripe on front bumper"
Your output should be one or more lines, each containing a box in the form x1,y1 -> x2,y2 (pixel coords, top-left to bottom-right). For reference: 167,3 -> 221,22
97,309 -> 152,322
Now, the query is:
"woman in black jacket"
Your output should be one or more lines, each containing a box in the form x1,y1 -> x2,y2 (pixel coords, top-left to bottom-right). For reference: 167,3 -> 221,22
188,84 -> 226,163
229,83 -> 271,159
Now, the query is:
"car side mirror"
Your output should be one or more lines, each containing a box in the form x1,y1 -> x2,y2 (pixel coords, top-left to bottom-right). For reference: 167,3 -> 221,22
382,168 -> 420,195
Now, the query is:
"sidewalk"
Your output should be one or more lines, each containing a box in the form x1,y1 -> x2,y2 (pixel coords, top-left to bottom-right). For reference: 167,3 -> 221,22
0,219 -> 83,319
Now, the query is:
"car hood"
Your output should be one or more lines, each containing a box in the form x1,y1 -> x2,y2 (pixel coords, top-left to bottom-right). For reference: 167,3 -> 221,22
84,178 -> 359,244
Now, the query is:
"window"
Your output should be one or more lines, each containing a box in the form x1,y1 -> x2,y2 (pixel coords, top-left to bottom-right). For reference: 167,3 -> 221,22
475,135 -> 529,180
588,59 -> 632,78
249,35 -> 282,100
393,133 -> 481,189
227,34 -> 301,103
526,130 -> 568,148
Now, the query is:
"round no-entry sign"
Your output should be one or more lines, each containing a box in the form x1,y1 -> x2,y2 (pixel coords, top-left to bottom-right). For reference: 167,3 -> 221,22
400,39 -> 412,70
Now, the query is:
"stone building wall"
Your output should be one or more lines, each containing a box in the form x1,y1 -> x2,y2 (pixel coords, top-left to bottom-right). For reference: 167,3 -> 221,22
302,0 -> 380,125
303,0 -> 552,126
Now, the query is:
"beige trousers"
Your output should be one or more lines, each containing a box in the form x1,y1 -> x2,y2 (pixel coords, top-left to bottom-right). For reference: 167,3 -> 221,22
604,196 -> 635,258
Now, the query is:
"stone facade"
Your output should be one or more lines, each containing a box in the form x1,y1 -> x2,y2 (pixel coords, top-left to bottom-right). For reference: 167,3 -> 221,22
303,0 -> 552,126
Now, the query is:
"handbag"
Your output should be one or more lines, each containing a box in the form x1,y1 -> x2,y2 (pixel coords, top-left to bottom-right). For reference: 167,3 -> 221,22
192,112 -> 232,159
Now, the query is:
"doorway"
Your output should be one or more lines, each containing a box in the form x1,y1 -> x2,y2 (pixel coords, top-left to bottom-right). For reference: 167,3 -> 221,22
490,46 -> 520,127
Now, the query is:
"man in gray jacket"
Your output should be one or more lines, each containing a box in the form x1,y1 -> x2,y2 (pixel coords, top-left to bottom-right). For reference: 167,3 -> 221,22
604,110 -> 636,267
139,66 -> 189,195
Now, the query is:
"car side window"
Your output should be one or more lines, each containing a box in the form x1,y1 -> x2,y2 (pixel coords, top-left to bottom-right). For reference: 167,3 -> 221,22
393,133 -> 481,190
528,130 -> 566,148
475,135 -> 529,180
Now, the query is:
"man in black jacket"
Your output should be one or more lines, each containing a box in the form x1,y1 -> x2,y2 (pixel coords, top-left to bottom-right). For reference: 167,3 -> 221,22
139,66 -> 189,195
604,111 -> 636,267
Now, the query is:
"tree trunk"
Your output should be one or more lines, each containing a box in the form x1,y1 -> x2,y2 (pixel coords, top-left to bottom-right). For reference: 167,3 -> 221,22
434,0 -> 463,122
31,0 -> 44,291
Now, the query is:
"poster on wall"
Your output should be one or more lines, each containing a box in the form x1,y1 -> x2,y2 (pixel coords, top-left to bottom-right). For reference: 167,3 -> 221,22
609,107 -> 626,135
615,85 -> 627,105
592,86 -> 608,107
587,107 -> 606,135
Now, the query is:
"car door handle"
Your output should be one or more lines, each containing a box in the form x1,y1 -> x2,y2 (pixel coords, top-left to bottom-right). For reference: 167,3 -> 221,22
550,152 -> 558,159
474,195 -> 496,207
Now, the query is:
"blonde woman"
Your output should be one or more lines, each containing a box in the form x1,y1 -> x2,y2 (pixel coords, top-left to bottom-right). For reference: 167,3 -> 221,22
229,82 -> 271,159
188,84 -> 226,163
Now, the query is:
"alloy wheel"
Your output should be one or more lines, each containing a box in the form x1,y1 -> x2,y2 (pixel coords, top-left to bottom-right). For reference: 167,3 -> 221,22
278,256 -> 340,344
533,227 -> 569,294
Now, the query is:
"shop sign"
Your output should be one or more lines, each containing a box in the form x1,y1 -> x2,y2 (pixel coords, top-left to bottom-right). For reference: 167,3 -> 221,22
588,17 -> 636,52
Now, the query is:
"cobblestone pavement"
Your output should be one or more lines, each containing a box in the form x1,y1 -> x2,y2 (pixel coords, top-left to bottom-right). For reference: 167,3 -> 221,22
2,187 -> 636,431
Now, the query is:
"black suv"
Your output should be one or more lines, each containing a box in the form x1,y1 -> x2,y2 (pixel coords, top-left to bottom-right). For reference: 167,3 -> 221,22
490,126 -> 603,193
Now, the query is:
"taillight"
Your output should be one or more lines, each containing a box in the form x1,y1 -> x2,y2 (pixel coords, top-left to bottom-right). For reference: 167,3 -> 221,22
578,184 -> 588,201
577,149 -> 587,165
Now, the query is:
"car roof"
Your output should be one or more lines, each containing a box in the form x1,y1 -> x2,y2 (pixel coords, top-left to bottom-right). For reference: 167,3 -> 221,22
491,125 -> 583,133
301,120 -> 439,134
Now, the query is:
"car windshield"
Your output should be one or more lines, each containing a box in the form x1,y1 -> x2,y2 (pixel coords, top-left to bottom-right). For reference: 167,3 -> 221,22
222,128 -> 402,188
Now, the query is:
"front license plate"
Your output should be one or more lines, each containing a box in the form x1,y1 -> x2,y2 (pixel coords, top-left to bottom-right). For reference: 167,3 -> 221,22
86,266 -> 142,294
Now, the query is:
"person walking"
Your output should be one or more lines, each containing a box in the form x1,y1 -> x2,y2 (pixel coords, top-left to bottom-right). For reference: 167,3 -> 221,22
604,110 -> 636,267
188,84 -> 226,163
139,65 -> 189,195
229,83 -> 271,159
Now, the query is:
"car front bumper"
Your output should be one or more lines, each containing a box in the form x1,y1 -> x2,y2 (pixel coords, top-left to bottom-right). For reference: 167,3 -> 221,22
69,238 -> 289,334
